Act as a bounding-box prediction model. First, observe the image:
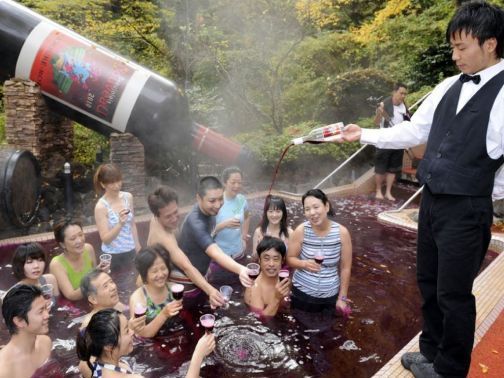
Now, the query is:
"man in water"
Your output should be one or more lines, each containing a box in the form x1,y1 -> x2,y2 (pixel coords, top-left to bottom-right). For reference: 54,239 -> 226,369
0,284 -> 52,378
79,269 -> 137,328
177,176 -> 253,292
244,236 -> 290,318
147,185 -> 225,308
336,2 -> 504,377
373,82 -> 410,200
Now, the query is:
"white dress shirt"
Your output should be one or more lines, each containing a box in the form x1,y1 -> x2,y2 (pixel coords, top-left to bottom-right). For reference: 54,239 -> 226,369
361,59 -> 504,199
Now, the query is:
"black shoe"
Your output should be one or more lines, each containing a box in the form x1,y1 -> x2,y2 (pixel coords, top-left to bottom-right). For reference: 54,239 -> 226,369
401,352 -> 429,370
411,362 -> 444,378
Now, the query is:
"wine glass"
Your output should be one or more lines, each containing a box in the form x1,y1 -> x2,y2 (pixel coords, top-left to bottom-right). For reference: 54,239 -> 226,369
99,253 -> 112,274
40,283 -> 53,310
246,263 -> 260,286
200,314 -> 215,333
219,285 -> 233,310
171,284 -> 184,301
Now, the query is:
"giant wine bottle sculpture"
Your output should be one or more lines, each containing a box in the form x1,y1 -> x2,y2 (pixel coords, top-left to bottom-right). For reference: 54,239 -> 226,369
0,0 -> 249,165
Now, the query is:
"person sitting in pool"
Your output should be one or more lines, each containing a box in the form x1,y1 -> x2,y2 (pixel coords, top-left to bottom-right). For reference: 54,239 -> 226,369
129,244 -> 184,338
78,270 -> 144,378
77,308 -> 215,378
287,189 -> 352,314
252,195 -> 293,260
50,219 -> 105,301
79,269 -> 134,329
146,186 -> 224,308
0,284 -> 55,378
176,176 -> 252,292
11,242 -> 60,301
244,236 -> 290,318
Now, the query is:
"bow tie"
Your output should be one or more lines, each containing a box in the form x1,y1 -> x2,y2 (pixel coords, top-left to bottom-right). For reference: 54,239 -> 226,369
459,73 -> 481,84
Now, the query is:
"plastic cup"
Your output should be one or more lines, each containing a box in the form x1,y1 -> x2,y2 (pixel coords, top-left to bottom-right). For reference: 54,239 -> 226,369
200,314 -> 215,333
40,283 -> 53,310
279,269 -> 289,282
99,253 -> 112,273
219,285 -> 233,309
134,303 -> 146,318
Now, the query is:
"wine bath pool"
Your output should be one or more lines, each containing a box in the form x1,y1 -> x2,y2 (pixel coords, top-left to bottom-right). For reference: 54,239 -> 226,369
0,184 -> 499,378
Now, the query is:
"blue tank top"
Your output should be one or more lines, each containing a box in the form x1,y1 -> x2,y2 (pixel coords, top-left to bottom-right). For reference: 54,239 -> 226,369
99,192 -> 135,254
292,221 -> 341,298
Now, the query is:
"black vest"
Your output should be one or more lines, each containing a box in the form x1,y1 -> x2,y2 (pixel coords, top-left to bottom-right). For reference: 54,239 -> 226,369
416,71 -> 504,196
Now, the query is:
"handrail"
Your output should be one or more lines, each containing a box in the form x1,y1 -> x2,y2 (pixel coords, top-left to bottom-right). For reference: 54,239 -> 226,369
388,185 -> 424,213
278,90 -> 433,197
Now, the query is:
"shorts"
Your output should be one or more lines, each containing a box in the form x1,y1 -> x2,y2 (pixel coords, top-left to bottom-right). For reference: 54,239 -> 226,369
290,286 -> 337,313
374,148 -> 404,174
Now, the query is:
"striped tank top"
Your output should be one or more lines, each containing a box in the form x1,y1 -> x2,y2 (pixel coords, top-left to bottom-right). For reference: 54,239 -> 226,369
99,192 -> 135,254
292,220 -> 341,298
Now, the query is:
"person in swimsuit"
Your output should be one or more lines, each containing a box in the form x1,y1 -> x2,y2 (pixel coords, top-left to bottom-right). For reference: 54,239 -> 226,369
129,245 -> 183,338
94,163 -> 141,271
77,308 -> 215,378
244,236 -> 291,318
11,242 -> 60,301
252,195 -> 293,260
0,285 -> 53,378
50,219 -> 102,301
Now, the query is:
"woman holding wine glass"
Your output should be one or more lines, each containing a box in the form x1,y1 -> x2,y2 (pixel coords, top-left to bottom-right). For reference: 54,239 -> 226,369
129,244 -> 184,338
287,189 -> 352,314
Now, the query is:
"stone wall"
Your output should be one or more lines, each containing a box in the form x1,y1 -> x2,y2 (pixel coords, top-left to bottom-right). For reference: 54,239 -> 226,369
110,133 -> 147,211
3,79 -> 73,178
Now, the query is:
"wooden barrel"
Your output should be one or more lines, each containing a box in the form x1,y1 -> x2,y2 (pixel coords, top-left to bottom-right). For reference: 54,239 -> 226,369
0,148 -> 41,228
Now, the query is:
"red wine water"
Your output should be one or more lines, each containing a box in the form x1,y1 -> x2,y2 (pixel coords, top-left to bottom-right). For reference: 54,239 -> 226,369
268,143 -> 293,194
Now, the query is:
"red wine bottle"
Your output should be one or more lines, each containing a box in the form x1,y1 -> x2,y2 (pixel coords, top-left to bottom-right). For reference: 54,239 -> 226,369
0,0 -> 251,165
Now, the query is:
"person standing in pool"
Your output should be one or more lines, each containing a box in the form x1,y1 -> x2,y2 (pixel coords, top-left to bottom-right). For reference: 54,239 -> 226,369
0,285 -> 54,378
176,176 -> 253,289
94,163 -> 141,271
287,189 -> 352,315
146,186 -> 225,308
336,3 -> 504,376
252,195 -> 293,259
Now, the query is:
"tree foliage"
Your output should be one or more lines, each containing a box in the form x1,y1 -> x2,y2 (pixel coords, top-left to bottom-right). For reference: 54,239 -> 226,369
4,0 -> 481,167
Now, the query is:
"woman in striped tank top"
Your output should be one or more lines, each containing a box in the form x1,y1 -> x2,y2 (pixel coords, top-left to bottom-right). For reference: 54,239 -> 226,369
287,189 -> 352,313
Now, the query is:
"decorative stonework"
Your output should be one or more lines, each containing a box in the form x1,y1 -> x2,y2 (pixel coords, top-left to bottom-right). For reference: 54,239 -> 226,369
110,132 -> 147,211
3,79 -> 73,178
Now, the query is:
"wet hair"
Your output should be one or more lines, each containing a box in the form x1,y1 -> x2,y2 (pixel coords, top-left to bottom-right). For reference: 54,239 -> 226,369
1,284 -> 43,335
197,176 -> 223,198
301,189 -> 335,217
256,236 -> 287,259
53,218 -> 83,244
393,82 -> 407,91
135,244 -> 171,284
12,243 -> 47,280
80,269 -> 106,303
446,1 -> 504,58
148,186 -> 179,217
259,195 -> 289,238
93,163 -> 122,195
222,166 -> 242,184
76,308 -> 122,371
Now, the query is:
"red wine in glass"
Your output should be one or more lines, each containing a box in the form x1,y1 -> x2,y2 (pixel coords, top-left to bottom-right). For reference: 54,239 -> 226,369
171,284 -> 184,300
314,255 -> 324,265
247,263 -> 260,281
134,303 -> 146,318
200,314 -> 215,333
279,270 -> 289,282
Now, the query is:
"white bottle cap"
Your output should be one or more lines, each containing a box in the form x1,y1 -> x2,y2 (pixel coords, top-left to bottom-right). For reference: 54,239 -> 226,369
292,137 -> 304,145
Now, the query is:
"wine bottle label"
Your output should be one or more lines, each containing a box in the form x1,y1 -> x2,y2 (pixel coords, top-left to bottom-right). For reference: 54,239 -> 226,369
15,20 -> 149,132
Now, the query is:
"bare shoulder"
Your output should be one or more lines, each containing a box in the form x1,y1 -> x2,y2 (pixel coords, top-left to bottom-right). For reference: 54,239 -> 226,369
36,334 -> 52,351
339,224 -> 351,237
